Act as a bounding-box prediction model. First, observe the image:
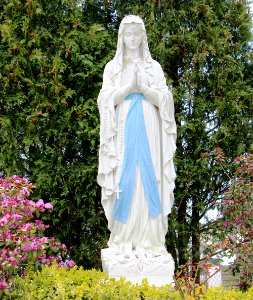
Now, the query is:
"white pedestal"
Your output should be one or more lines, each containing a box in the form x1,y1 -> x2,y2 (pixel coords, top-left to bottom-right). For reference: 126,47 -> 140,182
101,248 -> 175,287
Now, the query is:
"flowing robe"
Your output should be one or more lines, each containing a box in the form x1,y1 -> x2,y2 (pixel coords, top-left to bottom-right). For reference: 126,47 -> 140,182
97,58 -> 176,255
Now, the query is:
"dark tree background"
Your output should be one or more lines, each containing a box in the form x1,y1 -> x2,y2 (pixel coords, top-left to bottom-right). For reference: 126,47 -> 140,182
0,0 -> 252,270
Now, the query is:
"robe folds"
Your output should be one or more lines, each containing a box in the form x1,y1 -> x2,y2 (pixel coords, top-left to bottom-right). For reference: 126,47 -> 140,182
97,58 -> 177,255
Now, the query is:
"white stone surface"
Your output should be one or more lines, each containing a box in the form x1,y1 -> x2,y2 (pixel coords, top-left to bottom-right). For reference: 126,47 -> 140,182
98,16 -> 177,287
97,15 -> 177,254
101,248 -> 175,287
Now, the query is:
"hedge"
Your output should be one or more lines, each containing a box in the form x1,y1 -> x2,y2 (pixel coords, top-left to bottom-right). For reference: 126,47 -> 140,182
3,265 -> 253,299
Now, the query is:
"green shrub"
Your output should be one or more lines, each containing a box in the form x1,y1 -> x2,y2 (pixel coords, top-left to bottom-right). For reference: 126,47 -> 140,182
5,265 -> 253,299
202,286 -> 253,300
8,265 -> 178,299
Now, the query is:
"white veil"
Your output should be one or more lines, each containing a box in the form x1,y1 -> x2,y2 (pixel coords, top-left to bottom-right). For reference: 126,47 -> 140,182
113,15 -> 155,87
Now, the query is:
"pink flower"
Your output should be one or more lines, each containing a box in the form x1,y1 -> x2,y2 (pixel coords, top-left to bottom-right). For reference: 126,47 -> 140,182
44,203 -> 53,210
9,258 -> 18,266
40,237 -> 48,243
21,254 -> 28,261
22,242 -> 39,251
0,215 -> 9,224
35,220 -> 42,225
19,187 -> 30,198
56,255 -> 62,263
57,260 -> 76,268
52,242 -> 61,247
0,282 -> 8,289
35,199 -> 44,209
12,213 -> 22,220
11,250 -> 18,256
24,223 -> 32,231
27,200 -> 36,207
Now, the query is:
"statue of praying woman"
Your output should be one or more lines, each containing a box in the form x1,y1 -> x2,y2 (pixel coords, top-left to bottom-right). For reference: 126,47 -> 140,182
97,15 -> 177,257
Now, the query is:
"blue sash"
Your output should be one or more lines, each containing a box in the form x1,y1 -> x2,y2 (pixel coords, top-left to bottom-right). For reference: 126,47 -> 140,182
113,93 -> 161,223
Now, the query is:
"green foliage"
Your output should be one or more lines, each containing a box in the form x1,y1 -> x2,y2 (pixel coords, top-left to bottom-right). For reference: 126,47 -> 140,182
1,0 -> 252,272
217,153 -> 253,289
201,286 -> 253,300
9,265 -> 178,299
4,264 -> 253,299
0,0 -> 115,268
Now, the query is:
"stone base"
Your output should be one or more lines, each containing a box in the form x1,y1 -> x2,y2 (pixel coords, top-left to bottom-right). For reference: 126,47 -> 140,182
101,248 -> 175,287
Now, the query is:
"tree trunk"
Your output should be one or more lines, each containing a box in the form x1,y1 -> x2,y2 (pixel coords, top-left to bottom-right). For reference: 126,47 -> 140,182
192,198 -> 201,284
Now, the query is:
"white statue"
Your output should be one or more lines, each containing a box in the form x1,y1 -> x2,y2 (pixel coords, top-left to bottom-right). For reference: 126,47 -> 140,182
97,15 -> 176,257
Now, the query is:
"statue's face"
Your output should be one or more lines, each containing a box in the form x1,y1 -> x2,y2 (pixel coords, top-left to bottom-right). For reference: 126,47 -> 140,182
123,24 -> 142,52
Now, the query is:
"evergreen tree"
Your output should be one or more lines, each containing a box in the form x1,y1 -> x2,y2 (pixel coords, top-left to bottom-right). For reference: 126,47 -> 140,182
0,0 -> 115,268
1,0 -> 252,271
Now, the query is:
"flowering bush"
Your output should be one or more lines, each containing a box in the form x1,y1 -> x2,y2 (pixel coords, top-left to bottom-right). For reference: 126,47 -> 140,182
175,150 -> 253,296
0,175 -> 75,294
220,153 -> 253,289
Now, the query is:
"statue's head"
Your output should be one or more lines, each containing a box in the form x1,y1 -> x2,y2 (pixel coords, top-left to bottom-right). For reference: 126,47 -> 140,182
119,15 -> 145,33
122,22 -> 143,53
116,15 -> 147,58
114,15 -> 153,83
